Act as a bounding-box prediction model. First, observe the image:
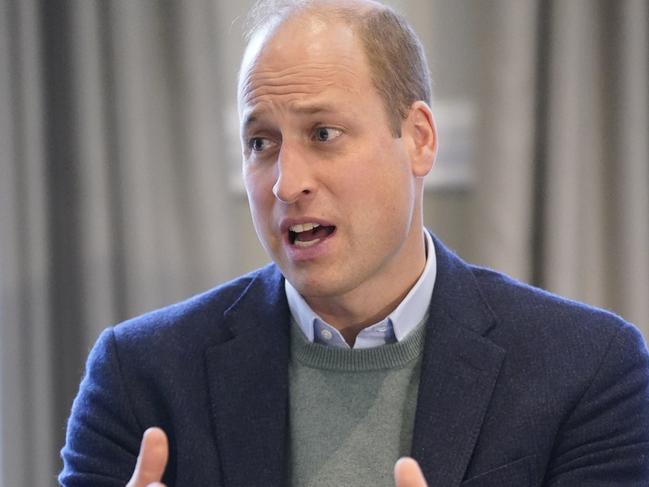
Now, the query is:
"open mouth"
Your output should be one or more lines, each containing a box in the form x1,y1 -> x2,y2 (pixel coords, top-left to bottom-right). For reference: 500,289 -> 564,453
288,223 -> 336,247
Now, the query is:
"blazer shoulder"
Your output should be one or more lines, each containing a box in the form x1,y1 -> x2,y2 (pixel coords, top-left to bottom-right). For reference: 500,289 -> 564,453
466,266 -> 649,484
466,265 -> 649,374
110,263 -> 282,350
470,264 -> 632,334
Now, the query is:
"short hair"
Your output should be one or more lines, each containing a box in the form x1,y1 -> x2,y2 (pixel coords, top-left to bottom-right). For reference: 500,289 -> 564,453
243,0 -> 432,136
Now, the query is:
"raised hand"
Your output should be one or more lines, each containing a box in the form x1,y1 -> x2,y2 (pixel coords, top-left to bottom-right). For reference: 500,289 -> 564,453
394,457 -> 428,487
126,427 -> 169,487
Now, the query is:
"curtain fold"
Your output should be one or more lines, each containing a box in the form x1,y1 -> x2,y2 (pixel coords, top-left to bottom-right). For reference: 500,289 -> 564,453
0,0 -> 55,485
474,0 -> 649,336
1,1 -> 234,484
542,0 -> 608,301
471,0 -> 539,283
610,0 -> 649,327
541,0 -> 649,328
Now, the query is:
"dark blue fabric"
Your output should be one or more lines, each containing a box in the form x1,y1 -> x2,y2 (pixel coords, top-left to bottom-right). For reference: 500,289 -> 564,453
60,236 -> 649,486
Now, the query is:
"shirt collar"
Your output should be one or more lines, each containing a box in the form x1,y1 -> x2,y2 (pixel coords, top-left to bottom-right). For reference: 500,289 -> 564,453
284,231 -> 437,348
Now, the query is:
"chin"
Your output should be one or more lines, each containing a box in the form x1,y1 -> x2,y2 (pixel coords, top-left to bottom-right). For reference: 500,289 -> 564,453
286,270 -> 357,301
285,276 -> 325,297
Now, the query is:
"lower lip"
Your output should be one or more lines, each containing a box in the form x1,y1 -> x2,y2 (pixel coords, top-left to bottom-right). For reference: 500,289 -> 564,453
284,229 -> 336,262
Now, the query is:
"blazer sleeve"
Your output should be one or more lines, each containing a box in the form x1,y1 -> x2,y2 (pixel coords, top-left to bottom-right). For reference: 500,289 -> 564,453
544,322 -> 649,485
59,328 -> 142,486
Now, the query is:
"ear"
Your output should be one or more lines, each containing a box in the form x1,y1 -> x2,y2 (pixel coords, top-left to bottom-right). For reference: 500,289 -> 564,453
402,101 -> 437,178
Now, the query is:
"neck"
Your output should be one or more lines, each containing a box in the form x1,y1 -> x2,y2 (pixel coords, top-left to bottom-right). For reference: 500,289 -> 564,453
305,228 -> 427,345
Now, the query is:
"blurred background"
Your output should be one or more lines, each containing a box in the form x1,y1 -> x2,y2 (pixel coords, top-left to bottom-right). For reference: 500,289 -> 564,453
1,0 -> 647,484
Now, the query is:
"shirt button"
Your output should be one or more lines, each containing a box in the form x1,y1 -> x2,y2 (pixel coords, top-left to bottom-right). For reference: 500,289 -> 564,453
321,329 -> 333,340
376,325 -> 388,332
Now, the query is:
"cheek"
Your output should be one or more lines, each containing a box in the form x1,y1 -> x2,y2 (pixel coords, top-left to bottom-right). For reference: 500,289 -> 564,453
338,175 -> 409,238
347,148 -> 412,202
244,178 -> 279,252
352,158 -> 415,227
244,169 -> 275,211
245,187 -> 274,240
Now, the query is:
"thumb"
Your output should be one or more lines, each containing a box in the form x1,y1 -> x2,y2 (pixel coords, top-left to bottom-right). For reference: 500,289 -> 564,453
394,457 -> 428,487
126,427 -> 169,487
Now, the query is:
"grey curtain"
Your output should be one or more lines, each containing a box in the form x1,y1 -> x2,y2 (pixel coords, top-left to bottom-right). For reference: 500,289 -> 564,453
1,1 -> 239,484
1,0 -> 647,485
473,0 -> 649,330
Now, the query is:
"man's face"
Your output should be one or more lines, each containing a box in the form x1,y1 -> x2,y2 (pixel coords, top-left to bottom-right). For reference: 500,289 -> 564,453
239,16 -> 426,303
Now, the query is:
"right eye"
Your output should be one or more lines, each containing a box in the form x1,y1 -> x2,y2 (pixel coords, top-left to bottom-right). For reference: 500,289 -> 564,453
248,137 -> 272,152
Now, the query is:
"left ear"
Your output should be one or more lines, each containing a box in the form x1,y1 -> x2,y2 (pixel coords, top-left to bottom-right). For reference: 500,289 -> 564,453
401,101 -> 437,178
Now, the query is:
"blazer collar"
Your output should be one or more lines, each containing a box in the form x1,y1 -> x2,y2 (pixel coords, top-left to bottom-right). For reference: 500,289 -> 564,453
411,235 -> 505,486
205,264 -> 290,487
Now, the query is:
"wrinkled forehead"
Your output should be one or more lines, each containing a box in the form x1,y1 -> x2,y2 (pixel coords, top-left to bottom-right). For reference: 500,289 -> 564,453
237,14 -> 361,109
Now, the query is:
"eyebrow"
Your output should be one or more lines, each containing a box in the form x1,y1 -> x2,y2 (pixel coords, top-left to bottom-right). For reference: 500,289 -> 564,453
242,103 -> 339,131
292,103 -> 338,115
242,114 -> 259,132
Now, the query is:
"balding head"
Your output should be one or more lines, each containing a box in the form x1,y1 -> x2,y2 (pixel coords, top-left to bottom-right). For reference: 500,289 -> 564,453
240,0 -> 432,136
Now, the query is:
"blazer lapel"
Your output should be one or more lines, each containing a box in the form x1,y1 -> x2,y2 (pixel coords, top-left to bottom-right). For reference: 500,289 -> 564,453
205,266 -> 290,487
411,237 -> 506,487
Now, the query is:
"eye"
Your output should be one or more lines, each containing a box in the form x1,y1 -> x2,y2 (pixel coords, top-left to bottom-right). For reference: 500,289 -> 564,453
313,127 -> 342,143
248,137 -> 273,152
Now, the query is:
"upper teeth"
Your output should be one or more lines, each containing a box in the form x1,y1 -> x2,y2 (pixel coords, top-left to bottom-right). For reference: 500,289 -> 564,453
290,223 -> 320,233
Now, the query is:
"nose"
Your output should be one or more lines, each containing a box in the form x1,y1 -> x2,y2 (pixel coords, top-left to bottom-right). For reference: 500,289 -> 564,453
272,143 -> 315,204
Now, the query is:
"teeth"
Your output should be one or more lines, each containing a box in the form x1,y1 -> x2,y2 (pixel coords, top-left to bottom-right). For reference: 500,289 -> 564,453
294,238 -> 321,248
289,222 -> 320,233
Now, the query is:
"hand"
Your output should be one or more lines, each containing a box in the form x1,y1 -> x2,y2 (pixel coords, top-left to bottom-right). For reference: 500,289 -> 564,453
394,457 -> 428,487
126,427 -> 169,487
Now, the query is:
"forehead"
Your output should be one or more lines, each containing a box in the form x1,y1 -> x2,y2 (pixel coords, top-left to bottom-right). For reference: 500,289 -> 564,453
238,15 -> 373,115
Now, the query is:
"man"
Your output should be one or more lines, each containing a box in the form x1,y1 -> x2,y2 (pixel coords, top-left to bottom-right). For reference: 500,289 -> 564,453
60,0 -> 649,486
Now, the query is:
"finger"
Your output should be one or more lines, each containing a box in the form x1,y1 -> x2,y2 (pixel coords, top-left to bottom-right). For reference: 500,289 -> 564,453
394,457 -> 428,487
127,427 -> 169,487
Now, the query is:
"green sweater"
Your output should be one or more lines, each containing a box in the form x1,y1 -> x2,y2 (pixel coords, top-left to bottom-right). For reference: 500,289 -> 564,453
288,317 -> 427,486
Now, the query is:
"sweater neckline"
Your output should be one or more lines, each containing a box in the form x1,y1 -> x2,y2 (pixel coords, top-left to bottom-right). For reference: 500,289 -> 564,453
290,314 -> 428,372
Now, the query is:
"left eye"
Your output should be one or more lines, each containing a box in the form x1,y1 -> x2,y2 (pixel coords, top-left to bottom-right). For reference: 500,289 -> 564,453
314,127 -> 342,142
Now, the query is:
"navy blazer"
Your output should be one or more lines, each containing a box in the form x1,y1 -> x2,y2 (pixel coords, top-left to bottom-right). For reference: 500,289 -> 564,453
60,236 -> 649,486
